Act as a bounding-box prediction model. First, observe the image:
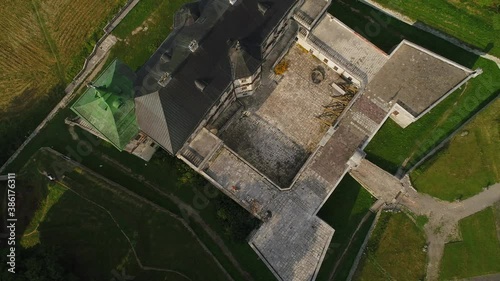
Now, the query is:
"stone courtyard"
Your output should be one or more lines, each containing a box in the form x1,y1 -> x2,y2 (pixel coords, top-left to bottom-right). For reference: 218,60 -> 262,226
216,45 -> 348,187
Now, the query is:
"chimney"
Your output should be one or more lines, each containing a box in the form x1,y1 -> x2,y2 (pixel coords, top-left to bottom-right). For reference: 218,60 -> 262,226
189,40 -> 199,52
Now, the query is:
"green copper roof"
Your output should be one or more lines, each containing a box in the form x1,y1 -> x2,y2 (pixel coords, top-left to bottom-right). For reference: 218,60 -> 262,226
71,60 -> 139,151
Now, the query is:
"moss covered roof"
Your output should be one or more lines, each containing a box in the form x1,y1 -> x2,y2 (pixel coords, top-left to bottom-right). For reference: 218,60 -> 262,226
71,60 -> 138,150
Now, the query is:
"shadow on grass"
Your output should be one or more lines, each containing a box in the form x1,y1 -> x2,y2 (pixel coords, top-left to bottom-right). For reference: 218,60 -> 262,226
315,174 -> 375,280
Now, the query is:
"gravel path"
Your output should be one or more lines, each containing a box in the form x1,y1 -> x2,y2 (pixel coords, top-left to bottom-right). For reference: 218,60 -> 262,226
351,159 -> 500,280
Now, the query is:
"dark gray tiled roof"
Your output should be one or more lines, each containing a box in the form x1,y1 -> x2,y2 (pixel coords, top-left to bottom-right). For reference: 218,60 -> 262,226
229,42 -> 261,80
135,0 -> 298,154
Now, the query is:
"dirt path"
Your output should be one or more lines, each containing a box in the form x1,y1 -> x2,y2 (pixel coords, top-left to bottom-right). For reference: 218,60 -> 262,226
351,159 -> 500,280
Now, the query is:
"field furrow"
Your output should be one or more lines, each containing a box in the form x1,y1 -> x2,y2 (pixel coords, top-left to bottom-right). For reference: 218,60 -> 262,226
0,0 -> 124,114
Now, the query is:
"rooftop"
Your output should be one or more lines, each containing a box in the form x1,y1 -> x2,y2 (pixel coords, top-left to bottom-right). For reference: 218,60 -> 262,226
365,41 -> 472,116
71,60 -> 138,150
308,14 -> 389,85
134,0 -> 298,154
180,37 -> 476,280
294,0 -> 330,27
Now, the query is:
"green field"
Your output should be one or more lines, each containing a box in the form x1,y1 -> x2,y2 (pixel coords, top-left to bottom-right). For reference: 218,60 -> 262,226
316,175 -> 376,281
327,0 -> 500,174
440,207 -> 500,280
354,211 -> 427,281
373,0 -> 500,57
411,98 -> 500,201
0,0 -> 126,165
12,149 -> 229,281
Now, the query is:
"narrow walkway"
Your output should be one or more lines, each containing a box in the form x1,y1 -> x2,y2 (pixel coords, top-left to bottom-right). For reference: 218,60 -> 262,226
350,159 -> 500,281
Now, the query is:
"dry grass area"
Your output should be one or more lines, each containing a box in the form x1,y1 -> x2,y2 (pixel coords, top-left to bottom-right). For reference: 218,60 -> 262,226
0,0 -> 124,116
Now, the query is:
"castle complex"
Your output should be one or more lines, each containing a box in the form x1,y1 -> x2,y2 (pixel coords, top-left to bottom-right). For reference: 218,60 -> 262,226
70,0 -> 481,279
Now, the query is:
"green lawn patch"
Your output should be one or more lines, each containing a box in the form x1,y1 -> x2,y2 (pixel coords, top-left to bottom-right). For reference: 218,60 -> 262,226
440,207 -> 500,280
316,174 -> 376,281
20,184 -> 66,248
372,0 -> 500,57
328,0 -> 499,174
354,211 -> 427,281
14,149 -> 229,281
411,98 -> 500,201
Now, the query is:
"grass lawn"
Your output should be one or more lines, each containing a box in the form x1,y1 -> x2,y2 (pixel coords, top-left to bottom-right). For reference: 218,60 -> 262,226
411,98 -> 500,201
440,207 -> 500,280
354,211 -> 427,281
372,0 -> 500,57
16,149 -> 229,281
316,175 -> 376,281
328,0 -> 500,174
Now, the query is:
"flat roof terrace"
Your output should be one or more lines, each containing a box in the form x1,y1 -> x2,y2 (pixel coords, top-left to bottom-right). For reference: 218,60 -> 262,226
365,42 -> 472,116
309,14 -> 389,85
294,0 -> 331,27
217,45 -> 348,187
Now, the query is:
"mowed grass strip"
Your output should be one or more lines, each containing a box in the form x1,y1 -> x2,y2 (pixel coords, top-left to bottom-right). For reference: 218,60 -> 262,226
19,149 -> 229,281
354,212 -> 427,281
411,98 -> 500,201
328,1 -> 500,174
316,175 -> 375,281
372,0 -> 500,57
440,207 -> 500,280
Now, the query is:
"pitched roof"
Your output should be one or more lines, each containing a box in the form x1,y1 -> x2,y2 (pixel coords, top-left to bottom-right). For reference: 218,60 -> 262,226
71,60 -> 139,150
229,41 -> 261,80
135,0 -> 298,154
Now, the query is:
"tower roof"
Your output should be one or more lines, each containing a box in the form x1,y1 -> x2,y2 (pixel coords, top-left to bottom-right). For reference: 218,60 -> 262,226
229,41 -> 261,80
71,60 -> 139,150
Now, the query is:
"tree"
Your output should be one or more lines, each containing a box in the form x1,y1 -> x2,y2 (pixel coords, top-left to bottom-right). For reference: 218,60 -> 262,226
0,245 -> 79,281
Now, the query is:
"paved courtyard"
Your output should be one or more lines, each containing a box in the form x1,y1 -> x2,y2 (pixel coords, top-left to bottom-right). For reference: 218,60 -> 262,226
219,45 -> 347,187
